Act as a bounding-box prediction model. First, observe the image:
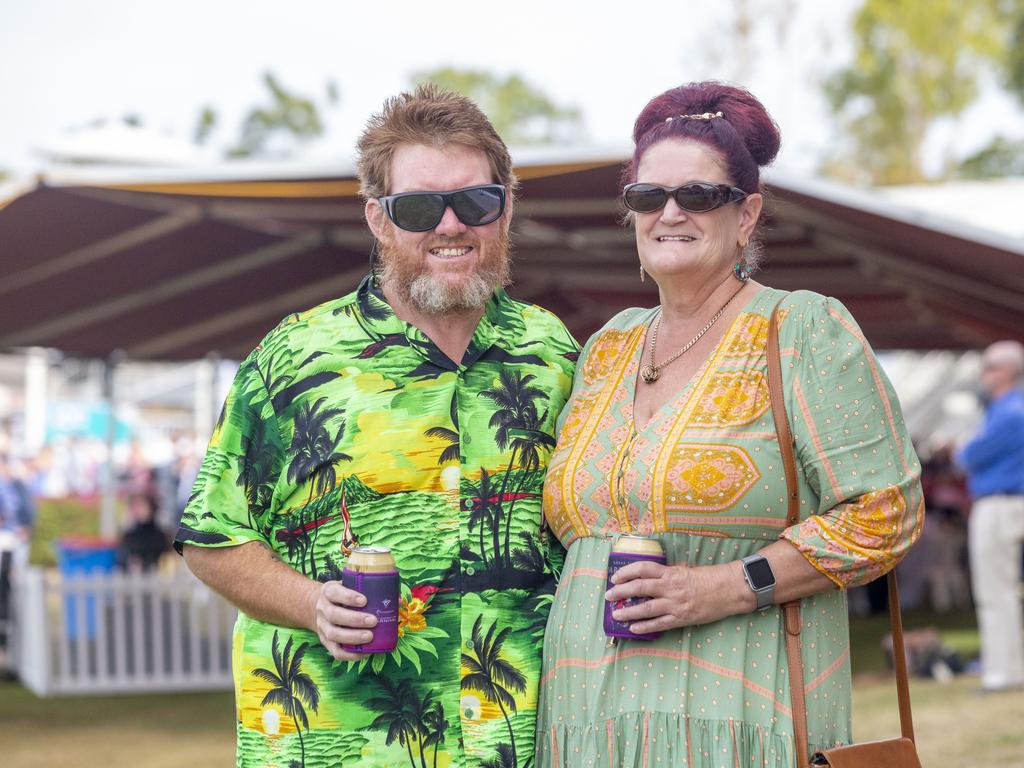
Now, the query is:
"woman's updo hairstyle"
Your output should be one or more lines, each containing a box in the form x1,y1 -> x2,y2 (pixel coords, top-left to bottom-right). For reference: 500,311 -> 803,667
624,82 -> 781,272
628,81 -> 780,190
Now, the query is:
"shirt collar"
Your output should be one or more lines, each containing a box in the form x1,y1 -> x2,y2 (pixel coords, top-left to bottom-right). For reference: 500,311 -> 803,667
354,274 -> 523,369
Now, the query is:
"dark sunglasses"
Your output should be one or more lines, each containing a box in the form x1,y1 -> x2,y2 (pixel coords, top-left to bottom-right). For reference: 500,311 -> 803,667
378,184 -> 506,232
622,182 -> 748,214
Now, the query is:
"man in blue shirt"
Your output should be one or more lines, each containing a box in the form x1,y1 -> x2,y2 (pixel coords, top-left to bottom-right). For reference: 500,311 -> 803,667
957,340 -> 1024,692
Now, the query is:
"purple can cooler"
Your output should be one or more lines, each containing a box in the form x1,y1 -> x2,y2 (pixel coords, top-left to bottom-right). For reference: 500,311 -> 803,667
604,535 -> 666,641
340,546 -> 399,653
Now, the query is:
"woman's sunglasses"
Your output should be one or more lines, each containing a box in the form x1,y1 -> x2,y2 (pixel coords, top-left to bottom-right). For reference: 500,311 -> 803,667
622,182 -> 748,214
378,184 -> 506,232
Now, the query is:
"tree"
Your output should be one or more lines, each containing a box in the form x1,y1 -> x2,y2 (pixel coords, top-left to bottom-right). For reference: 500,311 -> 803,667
956,136 -> 1024,178
461,616 -> 527,767
229,72 -> 326,158
411,67 -> 583,145
955,2 -> 1024,178
824,0 -> 1007,185
251,631 -> 320,768
192,73 -> 335,159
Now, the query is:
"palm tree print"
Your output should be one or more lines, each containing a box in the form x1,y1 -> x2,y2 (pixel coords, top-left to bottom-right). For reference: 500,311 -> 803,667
422,700 -> 449,768
480,370 -> 556,564
366,677 -> 439,768
237,405 -> 279,530
510,531 -> 545,573
251,630 -> 320,768
424,426 -> 460,464
286,397 -> 352,577
463,468 -> 499,568
175,276 -> 578,766
462,616 -> 527,767
253,347 -> 296,399
481,743 -> 517,768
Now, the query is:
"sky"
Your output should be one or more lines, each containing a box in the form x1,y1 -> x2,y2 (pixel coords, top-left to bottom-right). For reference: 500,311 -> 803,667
1,0 -> 1021,179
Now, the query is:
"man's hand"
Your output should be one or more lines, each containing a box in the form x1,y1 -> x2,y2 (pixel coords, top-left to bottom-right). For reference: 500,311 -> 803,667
313,581 -> 376,661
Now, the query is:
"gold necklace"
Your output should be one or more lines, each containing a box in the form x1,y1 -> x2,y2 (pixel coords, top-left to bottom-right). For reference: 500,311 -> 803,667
639,287 -> 745,384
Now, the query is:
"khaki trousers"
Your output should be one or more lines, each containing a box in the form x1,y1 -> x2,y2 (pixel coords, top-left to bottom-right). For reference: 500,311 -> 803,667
969,494 -> 1024,689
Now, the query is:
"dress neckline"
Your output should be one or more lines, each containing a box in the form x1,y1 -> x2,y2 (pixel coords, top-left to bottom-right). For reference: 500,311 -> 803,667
627,287 -> 774,433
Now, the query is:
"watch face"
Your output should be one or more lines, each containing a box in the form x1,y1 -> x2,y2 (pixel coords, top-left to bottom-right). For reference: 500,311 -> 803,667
745,557 -> 775,590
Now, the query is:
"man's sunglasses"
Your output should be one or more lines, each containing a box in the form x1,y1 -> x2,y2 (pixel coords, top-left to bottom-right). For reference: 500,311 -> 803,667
622,182 -> 748,214
378,184 -> 506,232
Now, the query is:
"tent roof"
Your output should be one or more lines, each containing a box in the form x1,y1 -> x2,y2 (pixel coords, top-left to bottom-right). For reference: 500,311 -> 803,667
2,152 -> 1022,360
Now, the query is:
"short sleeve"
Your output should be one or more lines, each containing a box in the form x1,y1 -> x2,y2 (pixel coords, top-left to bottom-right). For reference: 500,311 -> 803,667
174,354 -> 287,552
778,293 -> 924,588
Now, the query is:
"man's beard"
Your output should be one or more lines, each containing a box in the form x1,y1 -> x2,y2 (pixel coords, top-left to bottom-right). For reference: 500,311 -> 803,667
377,228 -> 512,315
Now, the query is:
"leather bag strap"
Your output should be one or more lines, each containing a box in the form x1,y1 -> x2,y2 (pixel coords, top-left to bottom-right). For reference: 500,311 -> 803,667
766,301 -> 917,764
766,303 -> 811,762
887,569 -> 916,742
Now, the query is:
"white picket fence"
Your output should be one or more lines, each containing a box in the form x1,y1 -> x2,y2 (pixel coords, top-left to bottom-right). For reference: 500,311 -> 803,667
15,564 -> 237,696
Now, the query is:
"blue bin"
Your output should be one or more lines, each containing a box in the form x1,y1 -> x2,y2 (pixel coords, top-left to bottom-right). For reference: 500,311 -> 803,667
56,537 -> 117,640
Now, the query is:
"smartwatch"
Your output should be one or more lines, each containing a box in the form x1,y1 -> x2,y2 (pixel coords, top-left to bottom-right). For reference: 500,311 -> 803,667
741,554 -> 776,611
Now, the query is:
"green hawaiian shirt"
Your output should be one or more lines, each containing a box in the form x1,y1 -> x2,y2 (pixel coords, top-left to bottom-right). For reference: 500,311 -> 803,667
176,275 -> 578,768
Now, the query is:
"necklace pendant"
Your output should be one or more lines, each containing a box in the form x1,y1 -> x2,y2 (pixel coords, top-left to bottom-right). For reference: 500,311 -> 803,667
640,364 -> 660,384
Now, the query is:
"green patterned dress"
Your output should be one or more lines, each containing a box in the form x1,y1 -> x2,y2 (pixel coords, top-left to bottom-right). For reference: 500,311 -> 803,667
176,276 -> 578,768
536,289 -> 924,767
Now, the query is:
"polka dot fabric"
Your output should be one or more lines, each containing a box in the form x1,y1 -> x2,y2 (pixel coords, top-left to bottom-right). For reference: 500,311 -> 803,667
536,289 -> 923,767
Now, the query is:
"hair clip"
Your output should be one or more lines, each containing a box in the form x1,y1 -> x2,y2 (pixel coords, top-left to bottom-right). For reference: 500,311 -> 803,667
665,111 -> 724,122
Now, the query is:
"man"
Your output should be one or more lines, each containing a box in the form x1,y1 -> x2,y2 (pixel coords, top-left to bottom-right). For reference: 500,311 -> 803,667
957,340 -> 1024,693
177,85 -> 577,768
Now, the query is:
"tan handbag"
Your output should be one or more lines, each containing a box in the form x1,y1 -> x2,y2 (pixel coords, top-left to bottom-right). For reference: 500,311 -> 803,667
766,303 -> 923,768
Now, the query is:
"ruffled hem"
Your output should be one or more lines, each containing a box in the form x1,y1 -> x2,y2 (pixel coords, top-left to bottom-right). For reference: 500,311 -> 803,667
537,712 -> 814,768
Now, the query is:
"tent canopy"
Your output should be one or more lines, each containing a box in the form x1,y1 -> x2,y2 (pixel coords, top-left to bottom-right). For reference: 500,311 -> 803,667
2,148 -> 1022,360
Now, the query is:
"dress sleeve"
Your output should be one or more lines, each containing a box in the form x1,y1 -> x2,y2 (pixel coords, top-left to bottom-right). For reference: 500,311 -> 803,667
174,353 -> 287,551
778,293 -> 924,588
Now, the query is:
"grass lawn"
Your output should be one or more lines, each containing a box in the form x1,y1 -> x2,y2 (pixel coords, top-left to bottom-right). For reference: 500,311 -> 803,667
0,680 -> 235,768
854,675 -> 1024,767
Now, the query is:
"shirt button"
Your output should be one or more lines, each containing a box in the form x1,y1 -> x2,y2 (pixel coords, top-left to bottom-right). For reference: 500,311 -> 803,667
466,566 -> 475,576
466,639 -> 475,650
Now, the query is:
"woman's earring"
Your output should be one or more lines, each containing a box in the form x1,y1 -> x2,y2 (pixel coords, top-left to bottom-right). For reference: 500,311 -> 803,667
733,258 -> 750,283
639,264 -> 646,283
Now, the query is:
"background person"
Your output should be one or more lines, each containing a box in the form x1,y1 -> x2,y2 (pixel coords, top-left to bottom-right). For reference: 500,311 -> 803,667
956,340 -> 1024,693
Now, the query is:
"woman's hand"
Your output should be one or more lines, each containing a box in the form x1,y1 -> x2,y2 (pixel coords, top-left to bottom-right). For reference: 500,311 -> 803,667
605,560 -> 753,634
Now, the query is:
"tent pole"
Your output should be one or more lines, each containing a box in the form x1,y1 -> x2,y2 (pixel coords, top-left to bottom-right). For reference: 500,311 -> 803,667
23,348 -> 49,455
99,352 -> 122,538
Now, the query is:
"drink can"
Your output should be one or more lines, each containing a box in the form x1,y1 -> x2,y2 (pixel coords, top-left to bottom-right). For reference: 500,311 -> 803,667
341,546 -> 399,653
604,534 -> 666,641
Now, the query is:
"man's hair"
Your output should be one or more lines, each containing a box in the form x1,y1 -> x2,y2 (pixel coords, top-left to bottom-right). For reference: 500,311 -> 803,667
985,340 -> 1024,381
356,83 -> 517,200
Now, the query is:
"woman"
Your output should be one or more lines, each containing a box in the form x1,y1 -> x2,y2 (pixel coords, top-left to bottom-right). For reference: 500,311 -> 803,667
536,82 -> 923,766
